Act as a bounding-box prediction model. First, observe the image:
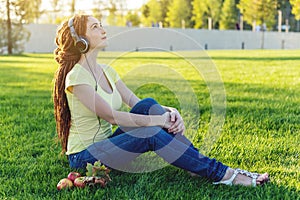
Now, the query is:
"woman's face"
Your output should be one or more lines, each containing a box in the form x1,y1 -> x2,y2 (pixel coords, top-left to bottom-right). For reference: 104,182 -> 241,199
85,16 -> 107,50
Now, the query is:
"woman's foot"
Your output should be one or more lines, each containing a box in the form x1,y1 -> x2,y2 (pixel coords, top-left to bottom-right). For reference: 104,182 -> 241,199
214,168 -> 269,187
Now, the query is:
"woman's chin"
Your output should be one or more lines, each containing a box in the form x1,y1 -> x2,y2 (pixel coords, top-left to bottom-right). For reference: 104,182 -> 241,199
98,41 -> 108,49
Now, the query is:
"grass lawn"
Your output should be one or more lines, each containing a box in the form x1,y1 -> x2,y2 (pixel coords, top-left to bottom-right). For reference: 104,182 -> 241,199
0,50 -> 299,199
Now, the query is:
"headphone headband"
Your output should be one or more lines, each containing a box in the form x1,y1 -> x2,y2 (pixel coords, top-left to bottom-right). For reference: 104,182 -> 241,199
68,17 -> 89,54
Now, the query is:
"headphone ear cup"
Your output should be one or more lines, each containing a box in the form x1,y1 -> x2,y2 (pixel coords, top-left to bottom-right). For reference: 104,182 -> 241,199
75,36 -> 89,54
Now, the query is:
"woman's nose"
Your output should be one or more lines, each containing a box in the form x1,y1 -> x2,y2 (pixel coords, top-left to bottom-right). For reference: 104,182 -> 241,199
101,27 -> 106,34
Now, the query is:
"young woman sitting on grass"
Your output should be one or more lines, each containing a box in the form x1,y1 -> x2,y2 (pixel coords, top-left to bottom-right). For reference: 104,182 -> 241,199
53,14 -> 269,187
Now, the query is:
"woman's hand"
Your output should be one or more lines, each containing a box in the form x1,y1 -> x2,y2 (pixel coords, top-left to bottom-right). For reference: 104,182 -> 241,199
167,108 -> 185,135
161,112 -> 174,129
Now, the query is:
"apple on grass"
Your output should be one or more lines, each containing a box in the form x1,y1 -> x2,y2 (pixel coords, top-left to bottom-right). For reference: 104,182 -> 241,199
67,171 -> 81,183
57,178 -> 73,190
74,177 -> 86,188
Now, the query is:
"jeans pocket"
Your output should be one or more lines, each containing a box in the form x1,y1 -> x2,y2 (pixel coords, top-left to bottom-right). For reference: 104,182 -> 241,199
68,153 -> 81,169
69,150 -> 97,169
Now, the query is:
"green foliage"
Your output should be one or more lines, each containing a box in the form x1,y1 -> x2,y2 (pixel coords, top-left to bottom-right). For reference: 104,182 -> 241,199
204,0 -> 223,28
0,51 -> 299,199
13,0 -> 43,23
141,4 -> 150,19
125,11 -> 141,27
138,0 -> 298,30
192,0 -> 222,29
140,0 -> 170,27
159,0 -> 171,27
107,1 -> 118,26
105,0 -> 127,26
238,0 -> 278,30
92,8 -> 103,22
219,0 -> 238,30
166,0 -> 193,28
143,0 -> 163,26
0,0 -> 40,54
290,0 -> 300,20
85,161 -> 111,187
191,0 -> 207,28
0,19 -> 30,54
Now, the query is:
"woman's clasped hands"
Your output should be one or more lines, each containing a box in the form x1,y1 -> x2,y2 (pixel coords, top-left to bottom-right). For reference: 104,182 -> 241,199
162,109 -> 185,135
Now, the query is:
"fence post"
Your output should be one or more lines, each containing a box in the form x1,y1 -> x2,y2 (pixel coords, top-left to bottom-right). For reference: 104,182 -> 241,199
205,44 -> 208,50
241,42 -> 245,49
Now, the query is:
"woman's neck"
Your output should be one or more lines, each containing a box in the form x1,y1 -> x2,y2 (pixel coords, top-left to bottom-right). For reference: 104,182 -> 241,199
79,51 -> 98,69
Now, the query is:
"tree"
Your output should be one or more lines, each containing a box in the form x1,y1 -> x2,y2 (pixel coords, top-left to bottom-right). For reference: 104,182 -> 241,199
141,4 -> 150,19
125,11 -> 140,27
166,0 -> 192,28
0,0 -> 36,54
0,12 -> 30,55
107,0 -> 118,25
51,0 -> 59,11
142,0 -> 162,26
70,0 -> 76,15
290,0 -> 300,20
92,0 -> 105,21
204,0 -> 223,29
141,0 -> 170,27
191,0 -> 207,28
192,0 -> 222,29
219,0 -> 238,30
159,0 -> 171,27
237,0 -> 278,30
13,0 -> 43,23
6,0 -> 13,54
105,0 -> 127,26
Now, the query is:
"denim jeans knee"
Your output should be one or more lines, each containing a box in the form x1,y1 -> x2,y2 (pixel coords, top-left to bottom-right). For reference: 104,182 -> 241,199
130,97 -> 164,115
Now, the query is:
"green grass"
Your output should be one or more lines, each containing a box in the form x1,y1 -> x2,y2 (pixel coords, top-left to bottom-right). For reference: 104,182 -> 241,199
0,50 -> 299,199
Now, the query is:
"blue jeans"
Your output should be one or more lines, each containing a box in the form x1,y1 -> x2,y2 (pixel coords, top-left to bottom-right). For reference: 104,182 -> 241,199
68,98 -> 228,182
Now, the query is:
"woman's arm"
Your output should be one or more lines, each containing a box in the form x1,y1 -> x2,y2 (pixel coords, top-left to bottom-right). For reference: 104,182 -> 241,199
72,84 -> 172,128
116,79 -> 140,108
116,79 -> 185,134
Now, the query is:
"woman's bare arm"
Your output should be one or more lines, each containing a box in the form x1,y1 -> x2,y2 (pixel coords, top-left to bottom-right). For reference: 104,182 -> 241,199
71,84 -> 172,128
116,79 -> 140,108
115,79 -> 185,134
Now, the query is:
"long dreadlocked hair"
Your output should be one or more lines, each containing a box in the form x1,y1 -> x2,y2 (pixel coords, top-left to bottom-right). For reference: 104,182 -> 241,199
53,14 -> 89,154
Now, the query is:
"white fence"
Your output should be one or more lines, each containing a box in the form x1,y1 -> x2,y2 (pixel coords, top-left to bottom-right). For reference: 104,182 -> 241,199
24,24 -> 300,53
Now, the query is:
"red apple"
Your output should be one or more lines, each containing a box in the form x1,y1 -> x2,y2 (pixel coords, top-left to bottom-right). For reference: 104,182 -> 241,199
57,178 -> 73,190
74,177 -> 86,188
67,171 -> 81,183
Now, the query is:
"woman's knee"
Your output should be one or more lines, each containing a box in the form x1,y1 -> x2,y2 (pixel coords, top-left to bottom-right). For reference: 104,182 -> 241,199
130,98 -> 161,115
139,98 -> 158,106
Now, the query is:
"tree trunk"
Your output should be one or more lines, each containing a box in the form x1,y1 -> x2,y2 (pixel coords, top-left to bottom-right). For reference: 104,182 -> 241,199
6,0 -> 12,54
71,0 -> 76,15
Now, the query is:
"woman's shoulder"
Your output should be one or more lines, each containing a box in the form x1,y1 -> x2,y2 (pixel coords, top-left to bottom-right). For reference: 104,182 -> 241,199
68,63 -> 88,76
66,63 -> 91,82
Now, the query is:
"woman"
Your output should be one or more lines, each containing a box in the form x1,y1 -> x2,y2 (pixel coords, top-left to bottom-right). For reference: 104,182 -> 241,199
53,14 -> 269,187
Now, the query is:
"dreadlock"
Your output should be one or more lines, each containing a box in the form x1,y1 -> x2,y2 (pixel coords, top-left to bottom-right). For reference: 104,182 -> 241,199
53,14 -> 89,154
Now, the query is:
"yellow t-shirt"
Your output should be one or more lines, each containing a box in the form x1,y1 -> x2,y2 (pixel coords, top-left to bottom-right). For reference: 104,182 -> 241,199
65,63 -> 122,155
